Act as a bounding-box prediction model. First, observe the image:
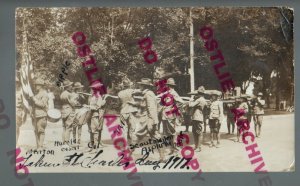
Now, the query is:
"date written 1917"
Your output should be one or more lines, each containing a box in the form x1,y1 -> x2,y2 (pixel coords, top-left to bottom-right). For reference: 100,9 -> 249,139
56,60 -> 71,87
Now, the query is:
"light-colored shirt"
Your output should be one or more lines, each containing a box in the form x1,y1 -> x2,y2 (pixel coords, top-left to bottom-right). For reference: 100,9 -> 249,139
239,102 -> 249,113
253,98 -> 265,115
238,102 -> 249,119
189,96 -> 207,121
143,89 -> 159,124
33,89 -> 48,118
60,90 -> 75,106
118,88 -> 137,114
209,100 -> 223,119
88,95 -> 105,117
161,88 -> 183,120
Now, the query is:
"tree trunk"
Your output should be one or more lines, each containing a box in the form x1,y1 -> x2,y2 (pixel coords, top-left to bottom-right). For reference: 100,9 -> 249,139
189,8 -> 195,92
111,15 -> 114,46
275,77 -> 280,110
266,93 -> 270,109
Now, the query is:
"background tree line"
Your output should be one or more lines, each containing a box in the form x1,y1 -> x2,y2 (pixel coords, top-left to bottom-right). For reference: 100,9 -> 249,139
16,7 -> 294,109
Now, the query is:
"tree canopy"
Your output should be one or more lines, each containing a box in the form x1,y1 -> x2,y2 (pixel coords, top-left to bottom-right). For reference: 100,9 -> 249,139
16,7 -> 294,108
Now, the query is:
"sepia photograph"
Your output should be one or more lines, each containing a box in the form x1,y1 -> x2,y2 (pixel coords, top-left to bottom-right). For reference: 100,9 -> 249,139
15,7 -> 294,173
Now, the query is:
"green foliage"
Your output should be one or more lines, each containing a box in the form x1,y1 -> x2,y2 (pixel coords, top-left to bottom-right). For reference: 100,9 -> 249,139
16,7 -> 294,104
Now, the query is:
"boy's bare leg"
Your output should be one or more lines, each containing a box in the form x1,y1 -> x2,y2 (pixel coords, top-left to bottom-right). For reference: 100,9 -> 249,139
77,126 -> 82,144
72,126 -> 77,143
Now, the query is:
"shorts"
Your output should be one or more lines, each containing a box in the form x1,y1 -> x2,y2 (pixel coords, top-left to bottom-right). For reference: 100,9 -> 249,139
162,119 -> 176,136
63,112 -> 76,129
192,120 -> 203,135
209,119 -> 221,133
36,117 -> 47,134
89,116 -> 104,133
128,115 -> 161,144
253,115 -> 263,126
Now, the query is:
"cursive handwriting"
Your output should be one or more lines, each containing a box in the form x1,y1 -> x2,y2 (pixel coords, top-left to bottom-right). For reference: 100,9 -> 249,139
135,153 -> 161,170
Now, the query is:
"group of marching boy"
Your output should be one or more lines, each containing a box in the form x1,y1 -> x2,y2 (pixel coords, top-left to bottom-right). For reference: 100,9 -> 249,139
17,77 -> 107,151
17,76 -> 265,160
117,77 -> 266,160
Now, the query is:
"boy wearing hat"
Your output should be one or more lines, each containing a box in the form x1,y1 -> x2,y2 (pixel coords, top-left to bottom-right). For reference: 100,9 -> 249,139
136,78 -> 165,162
188,86 -> 207,151
208,91 -> 224,148
72,82 -> 87,144
60,79 -> 77,143
31,78 -> 49,148
223,96 -> 237,135
236,95 -> 249,142
126,90 -> 146,143
160,78 -> 184,154
87,83 -> 106,150
253,92 -> 265,137
118,79 -> 135,140
73,82 -> 85,102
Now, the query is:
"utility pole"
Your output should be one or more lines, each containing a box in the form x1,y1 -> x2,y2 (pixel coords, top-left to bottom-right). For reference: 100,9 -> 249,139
111,15 -> 114,46
189,8 -> 195,92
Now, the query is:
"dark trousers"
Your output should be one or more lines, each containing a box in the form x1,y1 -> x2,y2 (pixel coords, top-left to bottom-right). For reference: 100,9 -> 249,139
192,120 -> 203,148
183,113 -> 191,131
227,116 -> 235,134
35,117 -> 47,148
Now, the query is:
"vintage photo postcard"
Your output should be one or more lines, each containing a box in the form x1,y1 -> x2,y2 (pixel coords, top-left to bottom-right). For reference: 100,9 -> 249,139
16,7 -> 294,173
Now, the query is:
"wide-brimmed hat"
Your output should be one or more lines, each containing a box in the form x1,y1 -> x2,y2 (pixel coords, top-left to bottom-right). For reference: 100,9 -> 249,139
122,79 -> 133,88
137,78 -> 153,87
166,78 -> 176,86
197,86 -> 206,94
73,82 -> 84,89
90,81 -> 103,88
62,79 -> 73,87
34,79 -> 45,86
209,90 -> 222,96
187,86 -> 206,95
257,92 -> 263,96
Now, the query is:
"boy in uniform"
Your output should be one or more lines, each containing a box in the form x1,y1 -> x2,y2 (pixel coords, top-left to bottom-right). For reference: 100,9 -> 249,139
60,79 -> 77,143
236,95 -> 249,142
208,91 -> 223,148
253,92 -> 265,137
31,79 -> 49,148
160,78 -> 184,154
72,82 -> 88,144
87,84 -> 106,150
188,86 -> 207,152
